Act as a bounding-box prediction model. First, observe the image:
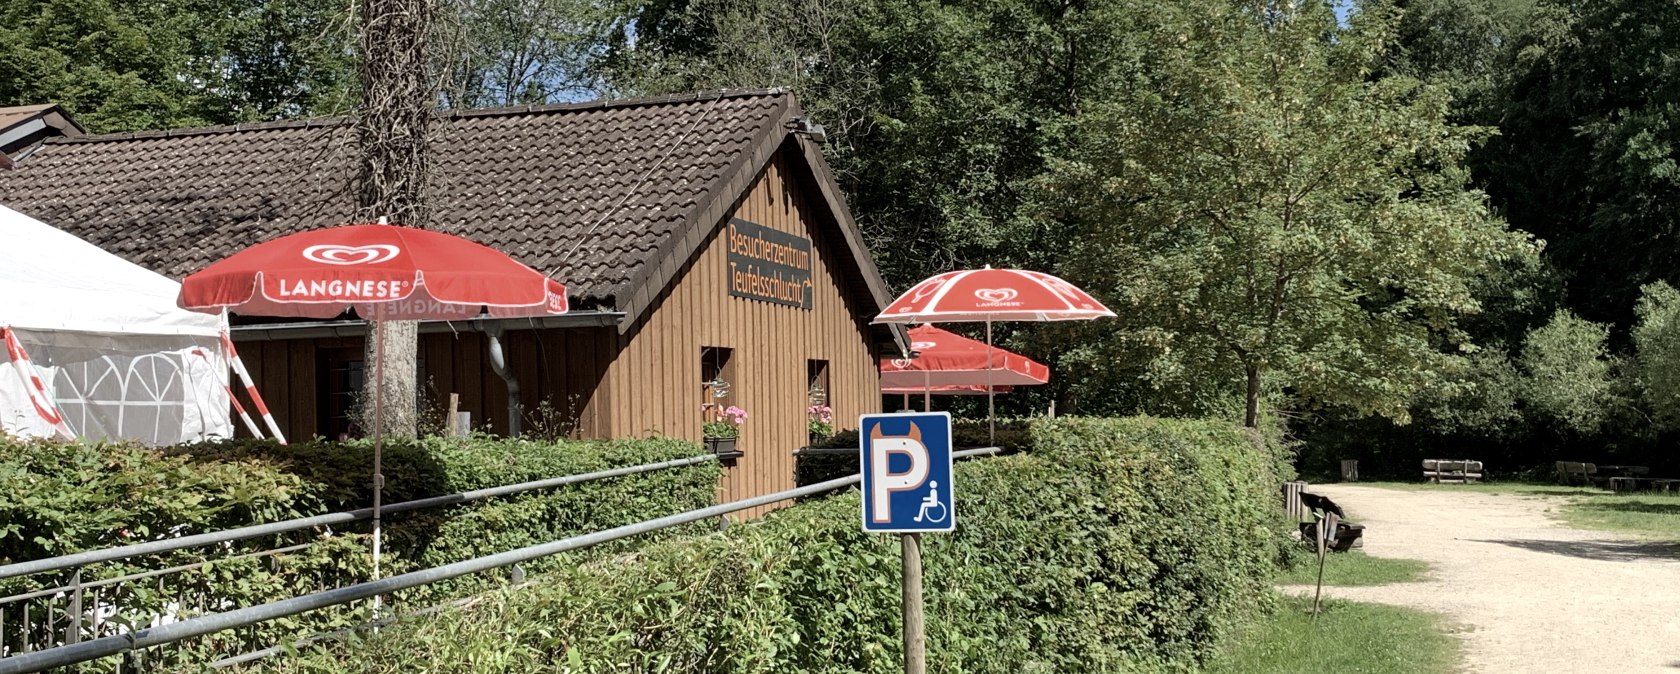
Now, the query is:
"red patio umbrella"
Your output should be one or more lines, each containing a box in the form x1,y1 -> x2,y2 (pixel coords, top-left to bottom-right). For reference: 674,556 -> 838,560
879,325 -> 1048,410
873,267 -> 1113,441
178,223 -> 568,588
879,326 -> 1050,387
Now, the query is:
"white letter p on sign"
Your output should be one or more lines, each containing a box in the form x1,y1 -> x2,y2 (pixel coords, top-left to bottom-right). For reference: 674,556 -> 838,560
868,422 -> 931,523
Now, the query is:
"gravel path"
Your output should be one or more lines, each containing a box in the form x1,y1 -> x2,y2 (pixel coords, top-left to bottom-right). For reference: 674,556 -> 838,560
1281,484 -> 1680,673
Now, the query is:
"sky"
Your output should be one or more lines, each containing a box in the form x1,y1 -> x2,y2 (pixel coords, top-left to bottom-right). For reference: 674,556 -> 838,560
1335,0 -> 1356,24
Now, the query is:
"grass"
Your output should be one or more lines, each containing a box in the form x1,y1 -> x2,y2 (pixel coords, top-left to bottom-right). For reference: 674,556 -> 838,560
1554,494 -> 1680,540
1357,480 -> 1601,497
1361,481 -> 1680,541
1277,550 -> 1430,586
1205,595 -> 1461,674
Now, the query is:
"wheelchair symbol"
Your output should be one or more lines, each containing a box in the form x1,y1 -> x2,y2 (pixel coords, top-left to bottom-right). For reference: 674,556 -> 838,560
912,481 -> 948,524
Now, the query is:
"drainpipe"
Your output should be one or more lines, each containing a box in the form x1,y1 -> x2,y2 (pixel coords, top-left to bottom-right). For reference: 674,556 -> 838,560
483,326 -> 522,437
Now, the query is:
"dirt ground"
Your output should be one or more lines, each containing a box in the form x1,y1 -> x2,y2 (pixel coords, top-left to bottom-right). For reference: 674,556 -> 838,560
1281,484 -> 1680,674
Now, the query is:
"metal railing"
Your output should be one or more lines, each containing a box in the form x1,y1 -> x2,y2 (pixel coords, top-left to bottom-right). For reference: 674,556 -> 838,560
0,453 -> 721,663
0,447 -> 1003,674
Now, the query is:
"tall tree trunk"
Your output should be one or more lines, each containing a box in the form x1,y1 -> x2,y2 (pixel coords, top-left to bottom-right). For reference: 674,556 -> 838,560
355,0 -> 433,439
1244,362 -> 1261,429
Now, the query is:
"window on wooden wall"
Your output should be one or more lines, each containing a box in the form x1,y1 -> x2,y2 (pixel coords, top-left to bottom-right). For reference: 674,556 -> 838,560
319,347 -> 428,440
318,347 -> 364,440
808,359 -> 833,440
807,359 -> 830,408
701,346 -> 736,422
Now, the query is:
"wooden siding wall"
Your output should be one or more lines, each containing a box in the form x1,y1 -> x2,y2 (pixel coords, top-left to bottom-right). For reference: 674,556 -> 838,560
234,328 -> 616,442
231,148 -> 883,517
601,149 -> 882,516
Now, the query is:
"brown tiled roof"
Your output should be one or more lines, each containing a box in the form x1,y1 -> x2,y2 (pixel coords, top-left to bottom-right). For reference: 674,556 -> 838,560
0,91 -> 798,308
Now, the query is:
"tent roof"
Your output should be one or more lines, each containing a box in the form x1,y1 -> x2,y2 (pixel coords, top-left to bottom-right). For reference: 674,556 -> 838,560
0,204 -> 223,336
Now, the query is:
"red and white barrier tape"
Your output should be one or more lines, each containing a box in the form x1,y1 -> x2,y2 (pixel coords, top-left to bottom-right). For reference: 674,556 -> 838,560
1,326 -> 75,440
219,332 -> 286,445
191,347 -> 264,440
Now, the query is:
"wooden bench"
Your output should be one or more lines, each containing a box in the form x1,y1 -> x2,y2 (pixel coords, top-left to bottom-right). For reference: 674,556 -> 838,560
1556,461 -> 1596,486
1608,476 -> 1679,493
1424,459 -> 1483,484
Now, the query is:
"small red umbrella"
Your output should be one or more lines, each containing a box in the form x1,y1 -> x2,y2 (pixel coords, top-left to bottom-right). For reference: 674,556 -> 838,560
879,325 -> 1048,410
873,267 -> 1113,441
875,267 -> 1113,323
179,223 -> 568,587
879,326 -> 1050,387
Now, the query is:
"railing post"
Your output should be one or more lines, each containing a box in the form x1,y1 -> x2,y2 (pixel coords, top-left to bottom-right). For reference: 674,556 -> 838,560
66,567 -> 82,645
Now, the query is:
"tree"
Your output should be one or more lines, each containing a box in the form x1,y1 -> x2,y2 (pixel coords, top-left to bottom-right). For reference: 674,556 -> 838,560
1040,0 -> 1536,427
435,0 -> 615,107
1374,0 -> 1536,101
1474,0 -> 1680,327
354,0 -> 433,437
1633,281 -> 1680,428
601,0 -> 1152,289
1517,309 -> 1615,433
0,0 -> 353,133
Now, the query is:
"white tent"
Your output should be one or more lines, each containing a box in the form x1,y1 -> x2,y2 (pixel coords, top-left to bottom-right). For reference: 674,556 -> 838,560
0,204 -> 233,444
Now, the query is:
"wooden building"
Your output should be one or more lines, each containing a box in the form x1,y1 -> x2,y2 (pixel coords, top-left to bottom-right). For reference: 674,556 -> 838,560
0,90 -> 904,505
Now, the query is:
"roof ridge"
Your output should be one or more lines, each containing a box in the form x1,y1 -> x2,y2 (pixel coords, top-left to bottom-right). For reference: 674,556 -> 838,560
447,88 -> 787,119
45,89 -> 790,145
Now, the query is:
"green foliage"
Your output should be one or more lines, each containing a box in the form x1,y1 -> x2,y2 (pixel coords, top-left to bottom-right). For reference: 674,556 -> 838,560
0,439 -> 322,563
0,435 -> 720,663
435,0 -> 617,107
1472,0 -> 1680,328
256,416 -> 1286,674
0,0 -> 354,132
1633,281 -> 1680,428
1517,309 -> 1616,433
605,0 -> 1149,290
1042,1 -> 1536,427
1276,551 -> 1432,587
1414,350 -> 1525,437
796,419 -> 1036,489
1205,596 -> 1460,674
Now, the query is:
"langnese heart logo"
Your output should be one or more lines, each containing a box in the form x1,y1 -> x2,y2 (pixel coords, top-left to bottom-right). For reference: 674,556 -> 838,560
911,341 -> 937,351
303,244 -> 400,266
974,288 -> 1019,304
890,358 -> 914,369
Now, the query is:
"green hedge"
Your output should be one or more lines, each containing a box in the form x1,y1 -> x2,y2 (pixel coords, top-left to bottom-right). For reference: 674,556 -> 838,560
260,417 -> 1284,673
798,418 -> 1034,489
0,435 -> 720,662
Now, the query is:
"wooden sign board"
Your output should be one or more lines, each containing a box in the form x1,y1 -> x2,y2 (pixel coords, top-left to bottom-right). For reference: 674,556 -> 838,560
726,218 -> 814,309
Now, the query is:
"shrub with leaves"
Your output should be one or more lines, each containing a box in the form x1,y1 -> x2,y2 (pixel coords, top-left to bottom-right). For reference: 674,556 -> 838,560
0,435 -> 720,664
261,417 -> 1284,674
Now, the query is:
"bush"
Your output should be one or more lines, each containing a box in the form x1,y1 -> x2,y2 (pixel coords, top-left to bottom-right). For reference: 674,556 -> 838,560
796,418 -> 1035,489
0,435 -> 720,663
260,417 -> 1284,674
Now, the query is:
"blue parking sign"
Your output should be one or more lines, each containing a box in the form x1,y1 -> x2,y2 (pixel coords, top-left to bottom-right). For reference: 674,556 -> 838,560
859,412 -> 955,533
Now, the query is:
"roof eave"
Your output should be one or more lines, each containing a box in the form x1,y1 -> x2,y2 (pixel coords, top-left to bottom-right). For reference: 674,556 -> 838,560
788,134 -> 909,356
611,93 -> 799,332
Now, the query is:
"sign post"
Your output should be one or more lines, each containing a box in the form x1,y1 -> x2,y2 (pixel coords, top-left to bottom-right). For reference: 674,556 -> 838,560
860,412 -> 954,674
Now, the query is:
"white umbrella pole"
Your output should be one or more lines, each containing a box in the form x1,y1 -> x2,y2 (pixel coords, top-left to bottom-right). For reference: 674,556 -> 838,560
986,319 -> 995,445
924,371 -> 932,412
370,312 -> 386,614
